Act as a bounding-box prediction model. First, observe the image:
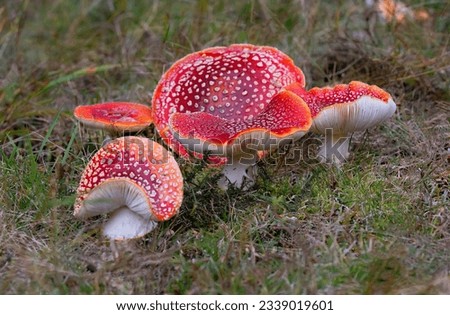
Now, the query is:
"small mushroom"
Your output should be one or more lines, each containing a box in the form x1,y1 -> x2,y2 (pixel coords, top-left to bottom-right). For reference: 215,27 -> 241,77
74,136 -> 183,240
286,81 -> 396,163
74,102 -> 153,136
152,44 -> 310,188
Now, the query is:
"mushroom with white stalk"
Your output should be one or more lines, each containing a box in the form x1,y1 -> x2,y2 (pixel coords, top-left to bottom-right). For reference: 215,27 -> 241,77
74,102 -> 153,143
169,89 -> 312,188
74,136 -> 183,241
152,44 -> 312,189
286,81 -> 396,163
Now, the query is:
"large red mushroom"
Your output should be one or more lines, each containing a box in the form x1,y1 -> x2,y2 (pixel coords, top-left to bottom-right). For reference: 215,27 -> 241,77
152,44 -> 312,188
74,136 -> 183,240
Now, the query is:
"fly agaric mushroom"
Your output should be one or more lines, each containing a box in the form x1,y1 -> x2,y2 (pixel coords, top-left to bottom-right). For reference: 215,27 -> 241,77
152,44 -> 311,188
74,102 -> 153,133
285,81 -> 396,163
170,89 -> 312,187
74,136 -> 183,240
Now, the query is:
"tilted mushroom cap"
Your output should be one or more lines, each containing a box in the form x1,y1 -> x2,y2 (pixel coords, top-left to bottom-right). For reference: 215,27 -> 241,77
74,136 -> 183,240
152,44 -> 306,160
74,102 -> 153,132
286,81 -> 396,163
169,89 -> 312,157
152,44 -> 309,188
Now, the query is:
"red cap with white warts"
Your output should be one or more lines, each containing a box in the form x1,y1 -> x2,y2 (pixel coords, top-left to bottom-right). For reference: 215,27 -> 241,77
151,44 -> 310,188
74,136 -> 183,240
169,89 -> 312,188
169,89 -> 312,157
74,102 -> 153,132
152,44 -> 306,160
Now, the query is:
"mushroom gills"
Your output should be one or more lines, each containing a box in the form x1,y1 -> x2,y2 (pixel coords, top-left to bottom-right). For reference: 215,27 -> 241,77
311,95 -> 397,135
75,178 -> 156,238
312,95 -> 396,163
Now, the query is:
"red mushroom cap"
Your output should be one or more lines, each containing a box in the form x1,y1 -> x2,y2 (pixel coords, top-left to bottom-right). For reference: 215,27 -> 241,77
74,102 -> 153,132
74,136 -> 183,239
169,89 -> 312,156
152,44 -> 306,160
286,81 -> 392,117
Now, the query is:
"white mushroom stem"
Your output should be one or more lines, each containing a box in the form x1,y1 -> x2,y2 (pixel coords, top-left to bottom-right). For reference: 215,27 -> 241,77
218,159 -> 258,190
105,206 -> 157,259
317,130 -> 351,164
218,131 -> 292,190
103,206 -> 158,240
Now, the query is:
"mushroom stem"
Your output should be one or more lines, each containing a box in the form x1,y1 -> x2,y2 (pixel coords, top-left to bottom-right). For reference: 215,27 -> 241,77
103,206 -> 158,240
218,156 -> 258,190
318,129 -> 350,164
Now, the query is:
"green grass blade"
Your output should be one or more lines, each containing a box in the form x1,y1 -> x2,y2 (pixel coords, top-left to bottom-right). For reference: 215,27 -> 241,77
61,125 -> 77,165
37,109 -> 62,158
39,64 -> 120,94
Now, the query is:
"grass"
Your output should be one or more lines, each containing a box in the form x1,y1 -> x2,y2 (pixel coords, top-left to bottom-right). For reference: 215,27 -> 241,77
0,0 -> 449,294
